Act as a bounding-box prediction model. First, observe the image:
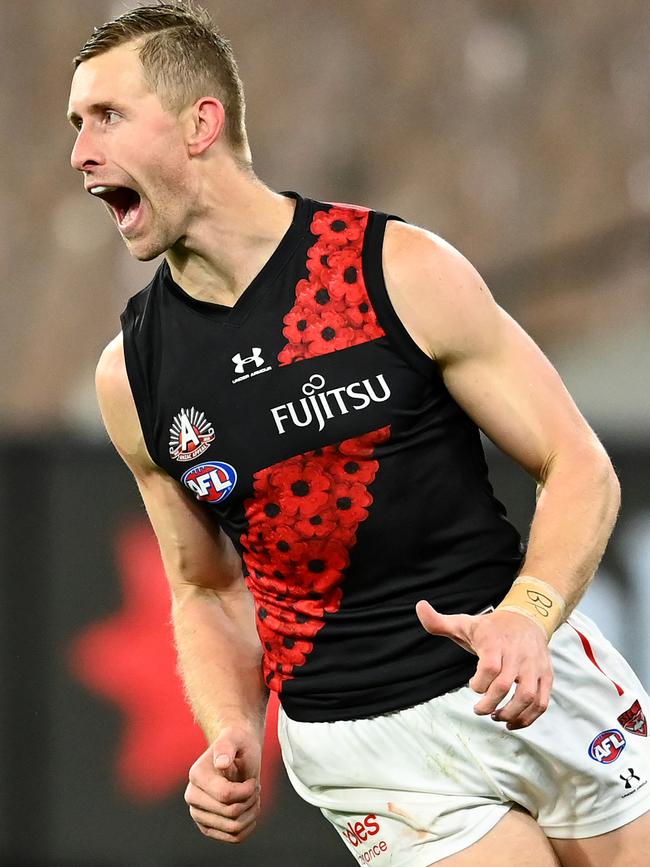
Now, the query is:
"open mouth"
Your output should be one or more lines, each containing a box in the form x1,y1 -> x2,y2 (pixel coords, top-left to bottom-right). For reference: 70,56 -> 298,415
89,185 -> 142,230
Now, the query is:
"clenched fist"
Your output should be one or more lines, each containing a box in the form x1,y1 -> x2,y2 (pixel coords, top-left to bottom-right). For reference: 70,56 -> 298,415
185,726 -> 262,843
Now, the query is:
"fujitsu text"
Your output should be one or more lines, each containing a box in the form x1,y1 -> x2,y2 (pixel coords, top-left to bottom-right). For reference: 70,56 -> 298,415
270,373 -> 391,435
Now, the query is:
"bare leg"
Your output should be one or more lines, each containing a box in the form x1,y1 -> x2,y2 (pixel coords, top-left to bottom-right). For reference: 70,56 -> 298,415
549,809 -> 650,867
432,807 -> 561,867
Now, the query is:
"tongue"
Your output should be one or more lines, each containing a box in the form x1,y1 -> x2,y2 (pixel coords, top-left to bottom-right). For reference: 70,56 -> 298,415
102,187 -> 140,223
121,197 -> 140,223
116,190 -> 141,227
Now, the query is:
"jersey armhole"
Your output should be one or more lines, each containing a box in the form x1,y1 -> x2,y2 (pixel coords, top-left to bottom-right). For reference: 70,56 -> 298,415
362,211 -> 438,378
120,304 -> 163,469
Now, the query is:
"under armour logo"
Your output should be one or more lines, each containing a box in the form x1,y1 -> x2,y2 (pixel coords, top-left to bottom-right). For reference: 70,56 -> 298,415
232,347 -> 264,374
620,768 -> 641,789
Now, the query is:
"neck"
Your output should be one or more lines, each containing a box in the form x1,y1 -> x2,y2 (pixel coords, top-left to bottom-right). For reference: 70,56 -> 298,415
166,161 -> 296,306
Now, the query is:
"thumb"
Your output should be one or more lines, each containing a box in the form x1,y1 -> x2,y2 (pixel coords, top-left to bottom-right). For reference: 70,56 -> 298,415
415,600 -> 476,654
416,600 -> 456,636
211,735 -> 238,771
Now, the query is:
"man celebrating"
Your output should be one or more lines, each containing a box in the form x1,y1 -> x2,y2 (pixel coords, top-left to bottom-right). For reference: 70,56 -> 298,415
68,3 -> 650,864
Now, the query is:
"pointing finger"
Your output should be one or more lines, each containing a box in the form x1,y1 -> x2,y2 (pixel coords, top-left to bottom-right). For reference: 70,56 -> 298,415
473,664 -> 517,716
469,649 -> 505,699
494,663 -> 553,729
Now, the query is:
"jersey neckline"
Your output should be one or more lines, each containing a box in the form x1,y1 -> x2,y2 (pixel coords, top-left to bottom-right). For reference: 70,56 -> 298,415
159,191 -> 309,325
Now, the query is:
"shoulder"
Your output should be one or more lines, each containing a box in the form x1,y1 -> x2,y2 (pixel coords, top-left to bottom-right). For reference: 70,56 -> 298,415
381,220 -> 502,364
383,220 -> 468,276
95,334 -> 155,474
95,332 -> 131,410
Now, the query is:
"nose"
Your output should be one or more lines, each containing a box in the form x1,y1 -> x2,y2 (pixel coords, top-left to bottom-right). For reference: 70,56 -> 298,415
70,126 -> 104,173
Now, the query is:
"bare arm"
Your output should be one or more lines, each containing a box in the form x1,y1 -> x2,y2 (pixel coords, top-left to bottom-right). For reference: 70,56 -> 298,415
96,334 -> 266,842
383,222 -> 621,727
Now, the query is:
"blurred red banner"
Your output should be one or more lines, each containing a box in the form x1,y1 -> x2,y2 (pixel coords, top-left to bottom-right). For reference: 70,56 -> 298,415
69,520 -> 281,805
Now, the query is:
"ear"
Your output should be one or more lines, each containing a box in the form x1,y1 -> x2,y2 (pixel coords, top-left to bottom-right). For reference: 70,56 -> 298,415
186,97 -> 225,156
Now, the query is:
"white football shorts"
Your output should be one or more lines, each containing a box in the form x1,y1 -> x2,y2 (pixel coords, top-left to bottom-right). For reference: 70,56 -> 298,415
278,611 -> 650,866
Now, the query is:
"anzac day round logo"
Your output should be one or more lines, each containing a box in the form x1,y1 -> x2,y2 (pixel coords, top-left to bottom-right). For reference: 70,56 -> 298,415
169,407 -> 215,462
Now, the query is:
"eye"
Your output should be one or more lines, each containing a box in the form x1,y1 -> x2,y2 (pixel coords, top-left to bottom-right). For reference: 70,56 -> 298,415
103,110 -> 121,124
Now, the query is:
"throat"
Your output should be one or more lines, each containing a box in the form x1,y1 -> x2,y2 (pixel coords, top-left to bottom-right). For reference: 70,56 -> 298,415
166,192 -> 298,305
166,257 -> 247,307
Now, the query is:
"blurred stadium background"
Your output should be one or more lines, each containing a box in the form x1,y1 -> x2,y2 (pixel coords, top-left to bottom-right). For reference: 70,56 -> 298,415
1,1 -> 648,864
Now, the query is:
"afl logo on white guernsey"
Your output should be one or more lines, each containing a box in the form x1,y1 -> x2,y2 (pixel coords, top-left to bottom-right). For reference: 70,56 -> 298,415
588,729 -> 626,764
169,407 -> 215,462
181,461 -> 237,503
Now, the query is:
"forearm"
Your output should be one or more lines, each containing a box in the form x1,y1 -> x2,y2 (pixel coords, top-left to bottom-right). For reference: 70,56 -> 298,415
172,582 -> 267,743
517,442 -> 621,615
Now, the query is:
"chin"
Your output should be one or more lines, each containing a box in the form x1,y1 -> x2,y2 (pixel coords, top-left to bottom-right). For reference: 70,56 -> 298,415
123,236 -> 168,262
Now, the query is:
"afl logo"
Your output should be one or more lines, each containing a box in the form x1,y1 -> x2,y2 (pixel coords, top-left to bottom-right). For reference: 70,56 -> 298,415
588,729 -> 627,764
169,407 -> 215,462
181,462 -> 237,504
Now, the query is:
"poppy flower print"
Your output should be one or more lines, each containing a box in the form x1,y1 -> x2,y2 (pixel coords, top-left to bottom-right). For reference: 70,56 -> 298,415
278,205 -> 385,365
240,426 -> 390,692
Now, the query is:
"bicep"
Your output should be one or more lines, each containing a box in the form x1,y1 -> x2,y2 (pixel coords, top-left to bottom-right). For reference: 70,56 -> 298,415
384,223 -> 604,481
440,303 -> 597,480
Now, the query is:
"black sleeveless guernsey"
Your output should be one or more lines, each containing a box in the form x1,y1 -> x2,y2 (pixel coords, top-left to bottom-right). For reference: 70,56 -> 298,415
121,192 -> 524,723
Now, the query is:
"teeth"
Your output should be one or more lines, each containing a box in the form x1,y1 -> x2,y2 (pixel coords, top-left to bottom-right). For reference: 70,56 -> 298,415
89,185 -> 118,195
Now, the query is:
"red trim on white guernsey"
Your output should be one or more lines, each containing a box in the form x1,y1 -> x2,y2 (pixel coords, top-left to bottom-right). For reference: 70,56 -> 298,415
571,624 -> 625,696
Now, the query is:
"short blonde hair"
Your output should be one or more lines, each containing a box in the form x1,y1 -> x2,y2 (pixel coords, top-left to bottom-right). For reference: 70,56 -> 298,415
74,2 -> 248,154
